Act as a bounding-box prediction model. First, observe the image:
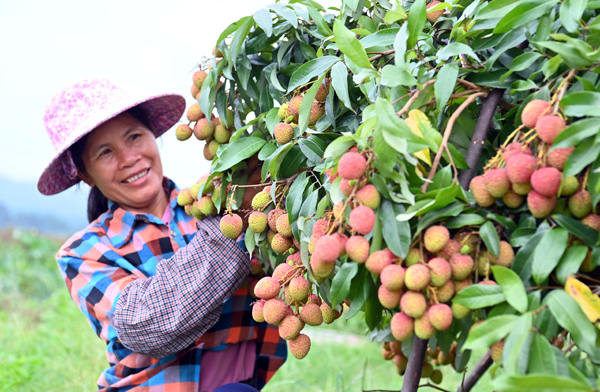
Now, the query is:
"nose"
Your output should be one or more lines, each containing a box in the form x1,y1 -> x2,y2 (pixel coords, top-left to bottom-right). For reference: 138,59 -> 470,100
117,145 -> 141,169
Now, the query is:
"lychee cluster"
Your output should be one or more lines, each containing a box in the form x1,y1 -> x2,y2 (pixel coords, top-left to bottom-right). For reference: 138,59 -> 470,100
177,175 -> 225,220
469,99 -> 597,224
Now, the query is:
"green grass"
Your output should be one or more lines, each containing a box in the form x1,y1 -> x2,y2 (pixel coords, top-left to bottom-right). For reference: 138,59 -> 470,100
0,229 -> 492,391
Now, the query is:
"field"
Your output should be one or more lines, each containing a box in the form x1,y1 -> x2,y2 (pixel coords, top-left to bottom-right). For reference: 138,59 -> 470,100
0,229 -> 491,391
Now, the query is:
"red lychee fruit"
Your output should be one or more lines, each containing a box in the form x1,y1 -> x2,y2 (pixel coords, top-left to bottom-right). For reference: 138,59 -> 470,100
491,340 -> 504,363
306,294 -> 321,306
435,280 -> 455,303
449,254 -> 474,280
428,303 -> 453,331
289,276 -> 310,302
404,264 -> 431,291
502,189 -> 525,208
315,78 -> 330,102
308,101 -> 325,126
337,152 -> 368,180
219,214 -> 243,239
263,298 -> 288,324
581,214 -> 600,231
438,239 -> 461,260
527,190 -> 557,218
340,178 -> 355,197
483,168 -> 511,198
194,118 -> 213,140
400,291 -> 427,318
310,256 -> 335,281
288,333 -> 311,359
193,70 -> 208,89
490,241 -> 515,267
454,277 -> 473,293
313,235 -> 341,263
502,142 -> 532,163
414,311 -> 436,339
288,95 -> 303,119
279,315 -> 305,340
470,175 -> 495,207
187,103 -> 204,121
254,276 -> 281,300
506,153 -> 538,183
365,249 -> 395,275
530,167 -> 562,197
547,147 -> 575,171
275,213 -> 292,237
334,233 -> 348,257
271,233 -> 293,254
273,263 -> 294,283
426,1 -> 443,23
287,252 -> 302,266
536,115 -> 566,144
274,122 -> 294,144
252,300 -> 266,322
378,285 -> 402,309
569,190 -> 593,219
345,235 -> 370,263
521,99 -> 551,128
356,184 -> 381,209
300,303 -> 323,326
349,205 -> 376,235
391,312 -> 415,341
424,225 -> 450,253
268,208 -> 286,231
428,257 -> 452,287
311,218 -> 330,238
381,264 -> 406,291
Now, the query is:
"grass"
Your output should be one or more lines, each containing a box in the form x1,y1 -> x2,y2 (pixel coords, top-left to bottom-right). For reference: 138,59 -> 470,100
1,228 -> 492,392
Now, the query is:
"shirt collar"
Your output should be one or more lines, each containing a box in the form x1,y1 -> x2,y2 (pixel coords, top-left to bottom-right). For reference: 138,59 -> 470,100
102,177 -> 181,248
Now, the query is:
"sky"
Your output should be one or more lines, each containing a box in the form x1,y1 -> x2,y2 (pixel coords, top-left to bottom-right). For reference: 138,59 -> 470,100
0,0 -> 337,196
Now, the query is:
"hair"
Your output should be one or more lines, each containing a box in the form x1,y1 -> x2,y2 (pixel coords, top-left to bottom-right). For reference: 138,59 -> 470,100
70,106 -> 153,223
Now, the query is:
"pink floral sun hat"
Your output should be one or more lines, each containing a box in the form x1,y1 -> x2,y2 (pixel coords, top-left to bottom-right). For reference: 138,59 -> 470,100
38,79 -> 186,195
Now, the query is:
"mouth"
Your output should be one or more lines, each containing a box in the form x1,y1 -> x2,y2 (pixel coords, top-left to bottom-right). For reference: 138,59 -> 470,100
123,169 -> 149,184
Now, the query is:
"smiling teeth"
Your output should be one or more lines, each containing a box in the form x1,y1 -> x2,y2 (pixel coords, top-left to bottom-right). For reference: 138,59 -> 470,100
126,170 -> 148,183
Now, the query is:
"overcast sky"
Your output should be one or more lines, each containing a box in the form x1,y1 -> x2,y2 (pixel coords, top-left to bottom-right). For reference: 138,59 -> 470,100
0,0 -> 337,195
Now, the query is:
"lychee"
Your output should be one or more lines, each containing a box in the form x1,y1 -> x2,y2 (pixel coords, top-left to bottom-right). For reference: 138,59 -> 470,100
289,276 -> 310,302
435,280 -> 455,303
414,312 -> 436,339
252,300 -> 266,322
428,257 -> 452,287
279,315 -> 305,340
311,219 -> 330,238
506,153 -> 538,183
254,276 -> 281,300
308,101 -> 325,126
483,168 -> 511,198
559,176 -> 579,197
313,235 -> 341,263
366,249 -> 395,275
271,233 -> 293,254
430,369 -> 443,385
190,201 -> 205,220
251,192 -> 271,210
248,211 -> 268,233
491,340 -> 504,363
187,103 -> 204,122
349,205 -> 376,235
177,188 -> 194,206
315,78 -> 330,102
288,334 -> 311,359
428,303 -> 453,331
569,190 -> 592,218
219,214 -> 243,239
175,124 -> 193,141
477,253 -> 491,276
288,96 -> 303,120
274,122 -> 294,144
197,196 -> 217,215
530,167 -> 562,197
449,254 -> 474,280
391,312 -> 415,341
380,264 -> 406,291
310,256 -> 335,281
300,303 -> 323,326
469,175 -> 495,207
287,252 -> 302,266
273,263 -> 294,282
378,285 -> 402,309
581,214 -> 600,231
355,184 -> 381,209
536,115 -> 566,144
213,124 -> 231,144
521,99 -> 551,128
263,298 -> 288,325
405,248 -> 424,267
451,302 -> 471,319
337,152 -> 368,180
193,70 -> 208,89
400,291 -> 427,318
276,214 -> 292,237
512,181 -> 532,195
438,239 -> 461,260
268,208 -> 286,231
277,102 -> 290,120
502,189 -> 525,208
502,142 -> 532,163
489,241 -> 515,267
332,201 -> 345,219
320,302 -> 339,324
454,277 -> 473,293
345,235 -> 370,263
426,1 -> 443,23
547,147 -> 575,171
528,190 -> 557,218
404,264 -> 431,291
203,140 -> 220,160
424,225 -> 450,253
194,118 -> 214,140
340,178 -> 355,196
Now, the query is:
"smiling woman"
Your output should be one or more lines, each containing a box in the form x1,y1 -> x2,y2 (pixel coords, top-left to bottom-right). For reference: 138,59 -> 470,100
37,79 -> 286,392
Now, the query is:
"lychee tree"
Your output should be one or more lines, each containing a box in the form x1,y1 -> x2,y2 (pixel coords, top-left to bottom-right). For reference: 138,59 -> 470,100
175,0 -> 600,390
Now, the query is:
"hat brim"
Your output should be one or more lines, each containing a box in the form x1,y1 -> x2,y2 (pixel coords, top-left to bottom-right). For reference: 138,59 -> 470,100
37,92 -> 186,195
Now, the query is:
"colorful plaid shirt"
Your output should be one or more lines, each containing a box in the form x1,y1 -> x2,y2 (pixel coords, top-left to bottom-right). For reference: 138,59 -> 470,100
56,179 -> 286,391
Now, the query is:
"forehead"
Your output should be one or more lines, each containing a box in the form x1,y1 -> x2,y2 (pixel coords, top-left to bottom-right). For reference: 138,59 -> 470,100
85,113 -> 147,148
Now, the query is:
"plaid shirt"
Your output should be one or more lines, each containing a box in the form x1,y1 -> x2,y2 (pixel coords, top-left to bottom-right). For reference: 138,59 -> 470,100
56,179 -> 286,391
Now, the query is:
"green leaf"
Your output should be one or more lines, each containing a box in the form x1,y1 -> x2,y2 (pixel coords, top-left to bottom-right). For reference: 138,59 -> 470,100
332,19 -> 373,70
286,173 -> 309,222
445,214 -> 486,229
437,43 -> 480,62
360,27 -> 401,48
213,137 -> 266,172
434,63 -> 459,121
287,56 -> 340,93
330,262 -> 359,306
279,146 -> 306,178
407,0 -> 427,49
415,202 -> 464,236
299,73 -> 325,133
512,222 -> 550,281
376,98 -> 429,153
394,23 -> 408,67
230,16 -> 255,68
560,92 -> 600,117
270,3 -> 298,28
300,188 -> 319,218
323,135 -> 354,160
546,290 -> 598,355
492,266 -> 528,314
491,374 -> 593,391
345,268 -> 368,319
503,312 -> 534,374
380,200 -> 411,259
555,245 -> 588,285
307,6 -> 332,36
494,0 -> 560,34
528,333 -> 558,374
531,227 -> 568,285
536,41 -> 595,70
454,284 -> 506,309
381,65 -> 417,87
298,137 -> 325,165
463,314 -> 519,350
552,214 -> 598,248
244,225 -> 257,253
560,0 -> 588,33
551,118 -> 600,150
480,221 -> 500,258
477,0 -> 521,19
563,138 -> 600,179
253,8 -> 273,36
331,62 -> 353,110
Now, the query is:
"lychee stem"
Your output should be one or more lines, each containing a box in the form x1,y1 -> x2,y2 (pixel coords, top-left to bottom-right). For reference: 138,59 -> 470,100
397,80 -> 437,117
582,166 -> 591,191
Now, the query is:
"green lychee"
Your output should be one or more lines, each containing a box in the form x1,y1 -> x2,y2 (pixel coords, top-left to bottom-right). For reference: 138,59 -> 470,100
197,196 -> 217,215
251,192 -> 271,211
400,291 -> 426,318
320,302 -> 339,324
219,214 -> 243,239
213,124 -> 230,144
451,301 -> 471,319
177,188 -> 194,206
277,103 -> 290,120
355,184 -> 381,209
405,248 -> 424,267
559,176 -> 579,197
248,211 -> 268,233
175,124 -> 193,141
435,280 -> 455,303
502,189 -> 525,208
512,181 -> 532,195
424,225 -> 450,253
345,235 -> 370,263
203,140 -> 220,160
186,102 -> 204,122
404,264 -> 431,291
414,312 -> 436,339
428,303 -> 453,331
569,190 -> 593,218
271,233 -> 293,254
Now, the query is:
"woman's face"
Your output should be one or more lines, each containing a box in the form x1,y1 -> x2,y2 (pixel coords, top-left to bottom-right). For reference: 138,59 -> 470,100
79,113 -> 167,215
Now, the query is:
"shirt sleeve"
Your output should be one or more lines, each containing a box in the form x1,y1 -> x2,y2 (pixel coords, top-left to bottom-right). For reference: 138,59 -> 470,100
57,215 -> 251,359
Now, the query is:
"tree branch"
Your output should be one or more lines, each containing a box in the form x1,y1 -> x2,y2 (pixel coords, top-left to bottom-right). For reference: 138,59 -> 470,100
458,88 -> 505,190
401,337 -> 429,392
456,351 -> 493,392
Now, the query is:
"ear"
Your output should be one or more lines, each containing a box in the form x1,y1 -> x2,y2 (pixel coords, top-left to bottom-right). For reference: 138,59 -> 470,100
78,169 -> 95,187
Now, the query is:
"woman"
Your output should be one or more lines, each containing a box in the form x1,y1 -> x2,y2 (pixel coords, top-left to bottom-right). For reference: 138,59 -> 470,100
37,79 -> 286,391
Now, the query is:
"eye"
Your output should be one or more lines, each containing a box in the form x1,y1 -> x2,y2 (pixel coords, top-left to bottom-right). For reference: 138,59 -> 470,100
99,148 -> 111,157
129,132 -> 142,141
